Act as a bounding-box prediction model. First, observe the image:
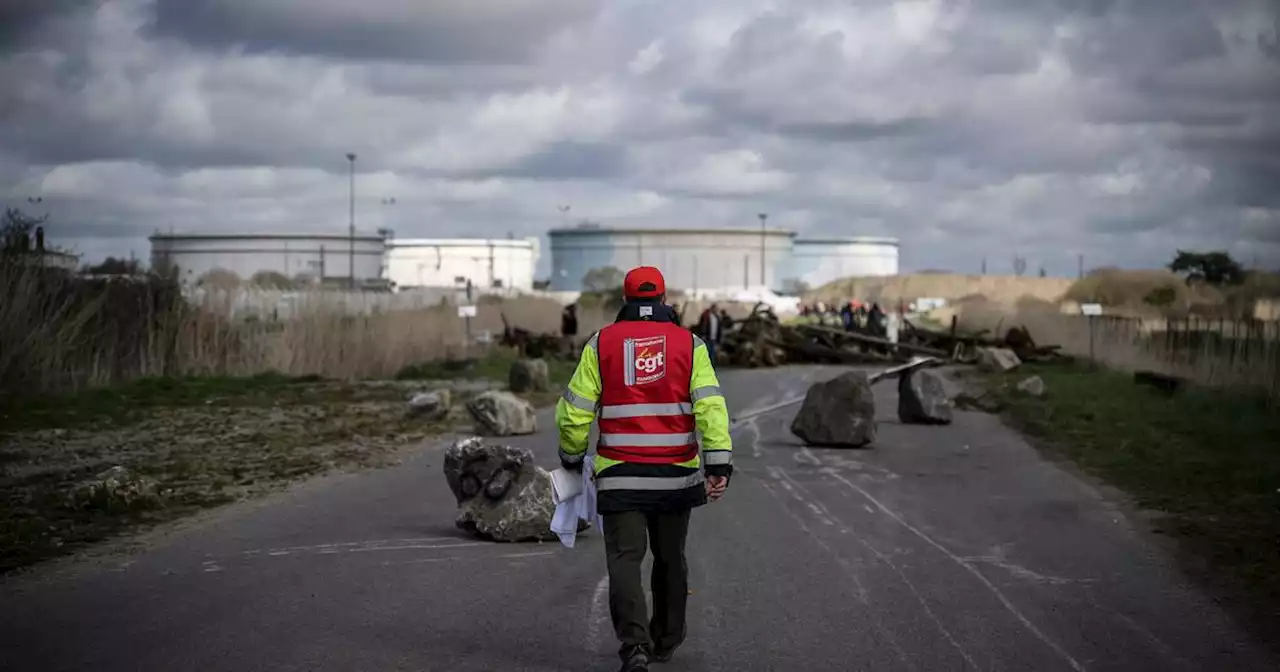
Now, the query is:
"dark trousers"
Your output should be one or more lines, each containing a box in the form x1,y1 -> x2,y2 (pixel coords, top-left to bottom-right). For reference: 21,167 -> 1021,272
603,509 -> 691,658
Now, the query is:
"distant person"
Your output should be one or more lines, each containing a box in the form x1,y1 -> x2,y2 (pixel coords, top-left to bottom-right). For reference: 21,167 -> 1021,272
561,303 -> 579,351
696,303 -> 722,365
868,303 -> 886,337
555,266 -> 732,672
719,308 -> 733,334
840,301 -> 854,331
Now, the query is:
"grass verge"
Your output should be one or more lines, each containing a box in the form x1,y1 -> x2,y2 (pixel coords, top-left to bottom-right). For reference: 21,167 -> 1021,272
394,351 -> 575,406
980,363 -> 1280,641
0,351 -> 573,574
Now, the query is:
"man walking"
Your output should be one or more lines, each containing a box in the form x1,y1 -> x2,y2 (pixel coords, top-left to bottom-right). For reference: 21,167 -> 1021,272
695,302 -> 722,365
561,302 -> 580,353
555,266 -> 733,672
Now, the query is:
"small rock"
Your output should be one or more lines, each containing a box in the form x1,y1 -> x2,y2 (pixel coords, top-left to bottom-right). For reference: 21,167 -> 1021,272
897,370 -> 953,425
442,436 -> 588,542
467,391 -> 537,436
1016,375 -> 1046,397
509,359 -> 550,393
66,466 -> 164,513
790,371 -> 877,447
407,389 -> 451,421
976,347 -> 1022,373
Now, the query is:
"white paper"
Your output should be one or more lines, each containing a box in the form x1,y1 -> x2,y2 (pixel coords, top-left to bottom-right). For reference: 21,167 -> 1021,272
550,467 -> 583,505
550,463 -> 601,548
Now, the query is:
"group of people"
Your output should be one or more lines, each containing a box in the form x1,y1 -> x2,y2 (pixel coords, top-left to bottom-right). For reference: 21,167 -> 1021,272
691,303 -> 732,364
561,298 -> 734,367
800,299 -> 888,337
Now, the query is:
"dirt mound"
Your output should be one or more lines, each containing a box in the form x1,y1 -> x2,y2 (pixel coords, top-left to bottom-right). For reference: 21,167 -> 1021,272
807,274 -> 1073,306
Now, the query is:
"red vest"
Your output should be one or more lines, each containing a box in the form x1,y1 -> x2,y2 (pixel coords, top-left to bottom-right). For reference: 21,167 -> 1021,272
595,320 -> 698,465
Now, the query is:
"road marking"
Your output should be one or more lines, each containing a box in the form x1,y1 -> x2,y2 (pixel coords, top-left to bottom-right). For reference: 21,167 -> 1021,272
768,466 -> 834,526
731,396 -> 806,428
775,468 -> 980,671
586,573 -> 610,651
239,537 -> 481,558
346,542 -> 485,554
758,478 -> 912,668
959,553 -> 1092,586
733,415 -> 764,457
380,549 -> 557,567
824,469 -> 1087,672
1082,589 -> 1195,671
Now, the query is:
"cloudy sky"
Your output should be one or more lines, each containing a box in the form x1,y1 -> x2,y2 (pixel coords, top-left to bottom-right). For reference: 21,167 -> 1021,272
2,0 -> 1278,277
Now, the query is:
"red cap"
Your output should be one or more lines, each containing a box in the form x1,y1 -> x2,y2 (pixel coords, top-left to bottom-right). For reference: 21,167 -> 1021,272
623,266 -> 665,299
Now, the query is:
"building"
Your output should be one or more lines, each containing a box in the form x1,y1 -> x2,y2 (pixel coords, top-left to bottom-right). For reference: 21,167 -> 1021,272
789,237 -> 900,290
385,237 -> 539,292
1,226 -> 80,271
149,232 -> 387,286
548,225 -> 796,293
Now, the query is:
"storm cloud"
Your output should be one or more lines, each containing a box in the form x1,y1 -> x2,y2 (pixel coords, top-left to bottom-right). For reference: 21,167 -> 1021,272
1,0 -> 1278,274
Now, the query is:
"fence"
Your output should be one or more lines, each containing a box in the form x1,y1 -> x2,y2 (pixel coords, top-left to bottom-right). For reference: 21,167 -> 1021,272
953,304 -> 1280,400
1081,315 -> 1280,399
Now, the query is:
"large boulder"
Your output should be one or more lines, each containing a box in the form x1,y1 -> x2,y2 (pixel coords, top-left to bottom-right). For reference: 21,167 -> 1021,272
509,359 -> 550,393
976,347 -> 1022,373
407,389 -> 451,421
897,370 -> 953,425
467,391 -> 537,436
790,371 -> 877,447
443,436 -> 585,542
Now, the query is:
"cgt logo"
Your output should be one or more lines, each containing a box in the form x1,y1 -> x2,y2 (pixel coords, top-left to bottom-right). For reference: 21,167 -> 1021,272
636,348 -> 665,374
627,335 -> 667,385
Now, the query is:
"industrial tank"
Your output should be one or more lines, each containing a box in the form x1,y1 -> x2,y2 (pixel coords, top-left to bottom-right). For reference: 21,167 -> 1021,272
149,232 -> 387,285
789,237 -> 899,290
385,238 -> 539,291
548,226 -> 796,293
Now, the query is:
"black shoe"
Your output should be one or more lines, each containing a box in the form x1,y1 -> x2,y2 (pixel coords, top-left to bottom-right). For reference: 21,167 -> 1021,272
651,646 -> 676,663
619,646 -> 650,672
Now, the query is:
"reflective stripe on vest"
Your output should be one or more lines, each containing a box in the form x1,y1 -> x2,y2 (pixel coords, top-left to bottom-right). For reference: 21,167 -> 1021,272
596,472 -> 705,491
596,321 -> 699,466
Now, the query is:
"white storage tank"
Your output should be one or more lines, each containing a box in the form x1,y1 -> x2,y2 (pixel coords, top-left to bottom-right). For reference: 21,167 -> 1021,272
789,237 -> 899,289
149,232 -> 387,285
548,225 -> 796,293
385,238 -> 539,292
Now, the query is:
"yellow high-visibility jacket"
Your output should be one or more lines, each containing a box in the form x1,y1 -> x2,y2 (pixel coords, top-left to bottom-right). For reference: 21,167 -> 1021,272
555,328 -> 732,512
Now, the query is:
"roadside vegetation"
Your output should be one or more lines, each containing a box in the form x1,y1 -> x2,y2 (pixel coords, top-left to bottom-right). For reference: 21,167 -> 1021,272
0,206 -> 588,573
0,350 -> 572,574
979,362 -> 1280,640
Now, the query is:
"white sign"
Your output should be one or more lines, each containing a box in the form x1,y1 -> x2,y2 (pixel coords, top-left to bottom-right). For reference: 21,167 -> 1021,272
457,305 -> 477,318
1080,303 -> 1103,316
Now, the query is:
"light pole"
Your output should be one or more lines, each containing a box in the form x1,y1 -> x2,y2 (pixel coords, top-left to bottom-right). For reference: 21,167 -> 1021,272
757,212 -> 768,288
346,152 -> 357,289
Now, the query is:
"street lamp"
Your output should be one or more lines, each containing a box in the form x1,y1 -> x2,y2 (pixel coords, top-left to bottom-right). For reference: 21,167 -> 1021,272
758,212 -> 768,288
346,152 -> 357,290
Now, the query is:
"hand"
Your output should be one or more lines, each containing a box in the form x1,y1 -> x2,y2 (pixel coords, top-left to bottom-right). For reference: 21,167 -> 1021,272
705,475 -> 728,502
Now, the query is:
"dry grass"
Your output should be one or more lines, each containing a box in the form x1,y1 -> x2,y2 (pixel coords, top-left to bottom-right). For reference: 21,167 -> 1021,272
0,261 -> 582,396
807,273 -> 1074,307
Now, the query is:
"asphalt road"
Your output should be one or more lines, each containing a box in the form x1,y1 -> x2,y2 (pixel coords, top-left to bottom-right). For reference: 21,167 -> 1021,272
1,365 -> 1274,672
